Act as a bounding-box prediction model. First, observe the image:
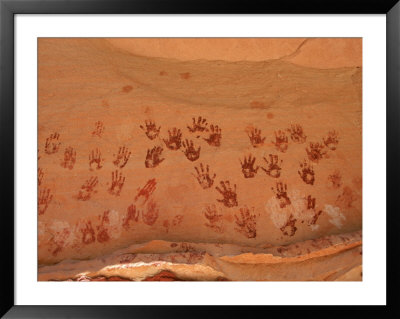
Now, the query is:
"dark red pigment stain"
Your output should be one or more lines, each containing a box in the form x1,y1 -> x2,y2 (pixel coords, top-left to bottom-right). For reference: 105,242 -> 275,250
180,72 -> 191,80
203,124 -> 222,147
298,159 -> 315,185
122,85 -> 133,93
306,142 -> 327,163
145,146 -> 165,168
287,124 -> 307,144
262,154 -> 282,178
193,163 -> 216,189
108,170 -> 125,196
89,148 -> 103,170
272,130 -> 289,153
44,132 -> 61,154
240,154 -> 259,178
234,206 -> 257,238
204,204 -> 224,233
77,176 -> 98,201
247,127 -> 266,148
271,182 -> 291,208
135,178 -> 157,203
91,121 -> 104,137
60,146 -> 76,170
163,128 -> 182,150
187,116 -> 209,133
140,120 -> 161,140
113,146 -> 131,169
323,130 -> 339,150
142,200 -> 159,226
216,181 -> 238,208
182,139 -> 201,161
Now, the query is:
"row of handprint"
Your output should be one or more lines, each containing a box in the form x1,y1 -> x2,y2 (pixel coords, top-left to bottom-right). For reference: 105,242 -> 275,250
38,116 -> 338,215
38,114 -> 343,260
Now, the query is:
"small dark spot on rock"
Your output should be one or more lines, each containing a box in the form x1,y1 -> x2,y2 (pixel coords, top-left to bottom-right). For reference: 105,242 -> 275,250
267,112 -> 274,119
159,71 -> 168,76
180,72 -> 191,80
250,101 -> 266,109
122,85 -> 133,93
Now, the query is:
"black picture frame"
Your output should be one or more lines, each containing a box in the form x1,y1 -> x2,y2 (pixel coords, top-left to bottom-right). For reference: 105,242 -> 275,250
1,0 -> 399,317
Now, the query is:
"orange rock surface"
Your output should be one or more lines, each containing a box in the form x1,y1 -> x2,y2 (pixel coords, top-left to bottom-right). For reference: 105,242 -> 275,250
38,38 -> 362,280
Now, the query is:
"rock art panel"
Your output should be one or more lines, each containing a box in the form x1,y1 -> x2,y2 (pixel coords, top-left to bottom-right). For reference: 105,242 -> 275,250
37,38 -> 362,281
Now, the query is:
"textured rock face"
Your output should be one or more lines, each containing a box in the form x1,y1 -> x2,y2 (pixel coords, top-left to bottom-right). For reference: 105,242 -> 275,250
38,38 -> 362,280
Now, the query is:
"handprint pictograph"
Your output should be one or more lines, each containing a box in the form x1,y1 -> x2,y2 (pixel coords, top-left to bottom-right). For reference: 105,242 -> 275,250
145,146 -> 165,168
172,214 -> 184,226
323,130 -> 339,150
216,181 -> 238,208
187,116 -> 209,133
336,186 -> 356,209
122,205 -> 140,230
261,154 -> 282,178
142,200 -> 159,226
89,148 -> 103,170
272,130 -> 289,153
119,254 -> 137,264
96,210 -> 110,243
204,124 -> 222,147
163,128 -> 182,150
80,221 -> 96,245
108,170 -> 125,196
162,220 -> 170,233
182,139 -> 201,161
134,179 -> 157,203
193,163 -> 216,189
50,228 -> 71,256
38,168 -> 44,186
298,160 -> 315,185
287,124 -> 307,144
38,187 -> 53,215
140,120 -> 161,140
306,195 -> 323,226
77,176 -> 98,201
113,146 -> 131,168
163,215 -> 184,233
92,121 -> 104,137
61,146 -> 76,170
306,142 -> 327,163
240,154 -> 259,178
45,132 -> 61,154
271,182 -> 291,208
203,204 -> 224,233
280,214 -> 297,237
234,206 -> 257,239
328,170 -> 342,189
248,127 -> 266,148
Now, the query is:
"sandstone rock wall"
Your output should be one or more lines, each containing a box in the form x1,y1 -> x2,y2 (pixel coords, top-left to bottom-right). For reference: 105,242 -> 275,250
38,39 -> 362,280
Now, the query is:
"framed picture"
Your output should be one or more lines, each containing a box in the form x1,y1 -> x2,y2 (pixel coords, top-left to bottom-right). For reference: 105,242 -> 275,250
1,0 -> 398,317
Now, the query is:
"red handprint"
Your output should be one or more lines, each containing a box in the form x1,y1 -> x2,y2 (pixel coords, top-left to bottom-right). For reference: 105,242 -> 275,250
182,139 -> 201,161
44,132 -> 61,154
108,170 -> 125,196
216,181 -> 238,208
204,124 -> 222,147
113,146 -> 131,169
145,146 -> 165,168
248,128 -> 265,148
77,176 -> 98,201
